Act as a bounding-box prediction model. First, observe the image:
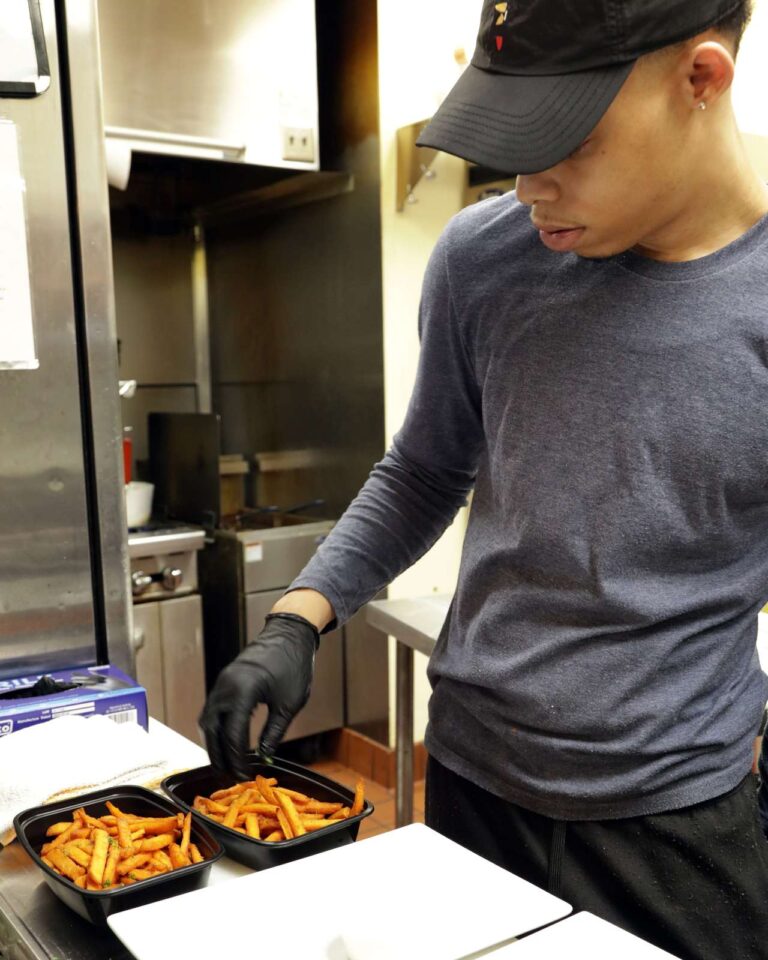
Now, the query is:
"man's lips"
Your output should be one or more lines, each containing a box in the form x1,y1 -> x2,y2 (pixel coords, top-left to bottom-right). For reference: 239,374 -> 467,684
534,221 -> 586,253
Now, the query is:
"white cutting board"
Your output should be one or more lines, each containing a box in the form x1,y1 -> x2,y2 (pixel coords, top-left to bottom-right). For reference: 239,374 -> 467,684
108,823 -> 571,960
489,911 -> 682,959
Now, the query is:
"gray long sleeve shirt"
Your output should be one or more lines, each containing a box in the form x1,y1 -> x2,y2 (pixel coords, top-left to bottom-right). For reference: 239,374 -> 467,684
292,193 -> 768,820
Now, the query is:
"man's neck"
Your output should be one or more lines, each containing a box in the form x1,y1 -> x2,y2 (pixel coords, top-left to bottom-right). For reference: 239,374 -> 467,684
633,134 -> 768,263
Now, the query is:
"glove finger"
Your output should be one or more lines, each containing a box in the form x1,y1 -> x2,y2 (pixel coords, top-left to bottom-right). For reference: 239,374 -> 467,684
258,707 -> 295,758
198,698 -> 228,776
221,697 -> 263,782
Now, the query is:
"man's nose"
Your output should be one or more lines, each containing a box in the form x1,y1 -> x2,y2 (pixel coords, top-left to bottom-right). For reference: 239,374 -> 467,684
515,170 -> 559,206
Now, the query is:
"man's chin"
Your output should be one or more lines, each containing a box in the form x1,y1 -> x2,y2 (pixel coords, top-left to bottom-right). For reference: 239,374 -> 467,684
574,237 -> 635,260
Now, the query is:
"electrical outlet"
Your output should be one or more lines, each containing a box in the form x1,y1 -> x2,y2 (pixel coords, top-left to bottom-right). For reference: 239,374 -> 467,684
281,127 -> 315,163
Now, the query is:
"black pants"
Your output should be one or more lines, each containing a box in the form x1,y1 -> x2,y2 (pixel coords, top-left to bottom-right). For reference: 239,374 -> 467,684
425,756 -> 768,960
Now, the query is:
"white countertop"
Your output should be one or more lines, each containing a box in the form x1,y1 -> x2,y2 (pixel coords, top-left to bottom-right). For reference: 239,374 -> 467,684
107,823 -> 572,960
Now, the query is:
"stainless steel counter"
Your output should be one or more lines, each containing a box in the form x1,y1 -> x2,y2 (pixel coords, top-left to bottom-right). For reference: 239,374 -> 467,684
0,717 -> 248,960
0,837 -> 135,960
0,837 -> 252,960
365,594 -> 451,828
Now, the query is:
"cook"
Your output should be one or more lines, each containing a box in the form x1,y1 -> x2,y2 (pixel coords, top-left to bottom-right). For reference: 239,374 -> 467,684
201,1 -> 768,957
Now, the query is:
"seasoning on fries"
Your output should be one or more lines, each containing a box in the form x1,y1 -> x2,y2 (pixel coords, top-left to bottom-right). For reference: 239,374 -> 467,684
39,802 -> 207,890
192,774 -> 366,843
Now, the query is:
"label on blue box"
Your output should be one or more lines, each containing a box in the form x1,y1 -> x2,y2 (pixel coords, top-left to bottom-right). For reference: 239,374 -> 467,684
0,664 -> 148,736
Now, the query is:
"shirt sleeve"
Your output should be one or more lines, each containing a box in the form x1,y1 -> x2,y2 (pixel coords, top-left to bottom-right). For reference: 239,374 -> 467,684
289,223 -> 485,628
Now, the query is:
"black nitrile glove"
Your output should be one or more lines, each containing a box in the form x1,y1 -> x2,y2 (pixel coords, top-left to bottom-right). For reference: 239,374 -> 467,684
199,612 -> 319,781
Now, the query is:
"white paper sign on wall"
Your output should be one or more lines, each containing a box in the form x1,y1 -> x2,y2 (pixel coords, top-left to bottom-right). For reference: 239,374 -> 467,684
0,120 -> 38,370
0,0 -> 39,84
0,0 -> 49,96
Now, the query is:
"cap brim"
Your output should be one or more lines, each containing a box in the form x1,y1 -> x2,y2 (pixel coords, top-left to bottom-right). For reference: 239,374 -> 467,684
416,61 -> 635,175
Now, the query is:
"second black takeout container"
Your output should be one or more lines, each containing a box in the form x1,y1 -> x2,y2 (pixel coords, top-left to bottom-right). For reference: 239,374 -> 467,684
162,755 -> 374,871
13,784 -> 223,925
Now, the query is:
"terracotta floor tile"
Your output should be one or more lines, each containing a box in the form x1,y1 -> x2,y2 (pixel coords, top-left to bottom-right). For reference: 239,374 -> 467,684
369,797 -> 394,823
321,767 -> 363,789
357,819 -> 390,840
308,760 -> 431,835
360,781 -> 393,806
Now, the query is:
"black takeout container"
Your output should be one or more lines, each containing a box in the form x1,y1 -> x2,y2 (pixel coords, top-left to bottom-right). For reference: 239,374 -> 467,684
13,784 -> 224,925
162,755 -> 374,871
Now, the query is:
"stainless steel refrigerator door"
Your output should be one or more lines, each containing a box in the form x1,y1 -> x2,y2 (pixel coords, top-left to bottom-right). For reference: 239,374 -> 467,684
64,0 -> 132,674
0,0 -> 98,678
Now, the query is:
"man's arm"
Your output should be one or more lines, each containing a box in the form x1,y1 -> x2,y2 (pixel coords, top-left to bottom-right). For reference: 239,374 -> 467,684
287,223 -> 483,628
271,588 -> 334,632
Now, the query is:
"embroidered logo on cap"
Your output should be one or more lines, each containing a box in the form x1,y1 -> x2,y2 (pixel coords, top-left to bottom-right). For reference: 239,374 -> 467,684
494,2 -> 508,49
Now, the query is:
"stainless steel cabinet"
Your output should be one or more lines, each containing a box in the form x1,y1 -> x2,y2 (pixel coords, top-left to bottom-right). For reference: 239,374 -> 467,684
160,594 -> 206,744
132,603 -> 166,722
132,594 -> 206,745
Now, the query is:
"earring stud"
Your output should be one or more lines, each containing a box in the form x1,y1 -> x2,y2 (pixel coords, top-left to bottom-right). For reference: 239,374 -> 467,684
697,101 -> 707,111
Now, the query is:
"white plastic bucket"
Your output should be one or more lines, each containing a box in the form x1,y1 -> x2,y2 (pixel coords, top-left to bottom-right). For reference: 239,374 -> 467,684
125,481 -> 154,528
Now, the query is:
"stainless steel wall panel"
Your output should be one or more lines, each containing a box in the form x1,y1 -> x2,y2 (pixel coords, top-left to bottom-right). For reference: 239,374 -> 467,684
0,0 -> 96,679
120,385 -> 198,465
112,233 -> 197,385
207,141 -> 385,518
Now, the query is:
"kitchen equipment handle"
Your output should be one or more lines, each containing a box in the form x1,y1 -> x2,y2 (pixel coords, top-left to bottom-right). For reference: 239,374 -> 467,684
130,625 -> 146,653
283,498 -> 326,515
131,567 -> 183,596
131,571 -> 153,596
105,125 -> 246,158
162,567 -> 183,591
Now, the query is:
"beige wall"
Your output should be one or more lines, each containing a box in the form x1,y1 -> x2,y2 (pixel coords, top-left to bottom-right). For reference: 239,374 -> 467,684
734,1 -> 768,176
376,0 -> 768,745
734,1 -> 768,137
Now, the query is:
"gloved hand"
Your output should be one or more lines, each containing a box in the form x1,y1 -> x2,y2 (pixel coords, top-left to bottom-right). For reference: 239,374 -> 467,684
199,612 -> 319,781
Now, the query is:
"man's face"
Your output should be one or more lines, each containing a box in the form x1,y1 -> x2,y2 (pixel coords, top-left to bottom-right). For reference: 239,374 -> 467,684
515,52 -> 702,259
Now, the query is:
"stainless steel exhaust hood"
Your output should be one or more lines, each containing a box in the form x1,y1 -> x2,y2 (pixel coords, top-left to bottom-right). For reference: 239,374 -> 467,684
97,0 -> 319,175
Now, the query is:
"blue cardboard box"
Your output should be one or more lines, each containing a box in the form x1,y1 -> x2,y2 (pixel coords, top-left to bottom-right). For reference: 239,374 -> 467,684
0,665 -> 148,737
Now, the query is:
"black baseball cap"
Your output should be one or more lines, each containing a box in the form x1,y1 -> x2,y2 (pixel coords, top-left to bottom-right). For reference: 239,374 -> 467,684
417,0 -> 743,174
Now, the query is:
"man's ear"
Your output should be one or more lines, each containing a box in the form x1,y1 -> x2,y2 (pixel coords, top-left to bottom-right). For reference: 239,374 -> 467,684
687,40 -> 735,107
